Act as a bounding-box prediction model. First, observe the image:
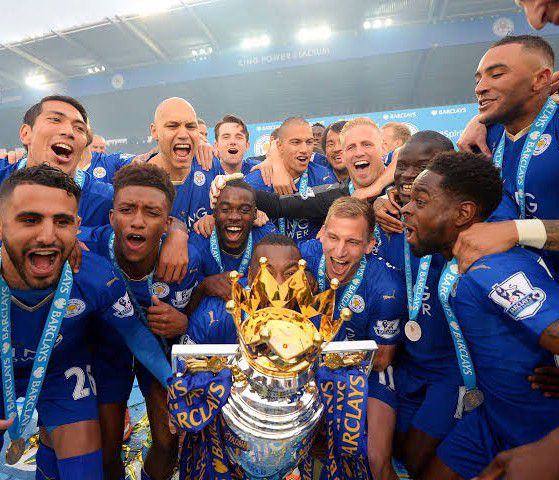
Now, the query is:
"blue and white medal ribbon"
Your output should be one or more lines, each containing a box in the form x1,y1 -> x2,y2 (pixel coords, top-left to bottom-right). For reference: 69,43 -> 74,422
209,228 -> 253,275
279,170 -> 309,236
492,97 -> 557,219
17,159 -> 85,188
317,254 -> 367,316
438,257 -> 483,411
403,237 -> 431,342
0,255 -> 73,464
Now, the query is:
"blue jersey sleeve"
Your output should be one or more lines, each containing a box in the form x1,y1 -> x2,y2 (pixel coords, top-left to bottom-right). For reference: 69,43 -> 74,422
466,250 -> 559,342
185,296 -> 238,344
244,171 -> 269,191
367,264 -> 407,345
78,225 -> 112,256
99,276 -> 172,385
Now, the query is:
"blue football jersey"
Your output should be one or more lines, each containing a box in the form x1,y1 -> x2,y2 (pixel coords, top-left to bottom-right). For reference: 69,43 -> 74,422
240,157 -> 259,176
0,162 -> 113,227
245,162 -> 336,242
376,229 -> 462,383
8,251 -> 171,387
301,239 -> 407,344
79,225 -> 201,316
183,294 -> 239,345
486,113 -> 559,276
161,156 -> 224,231
451,246 -> 559,446
85,151 -> 135,184
188,223 -> 276,277
383,150 -> 395,167
311,152 -> 329,169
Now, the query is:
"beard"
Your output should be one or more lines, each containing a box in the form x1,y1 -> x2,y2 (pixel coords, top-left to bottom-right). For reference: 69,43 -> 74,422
2,238 -> 69,290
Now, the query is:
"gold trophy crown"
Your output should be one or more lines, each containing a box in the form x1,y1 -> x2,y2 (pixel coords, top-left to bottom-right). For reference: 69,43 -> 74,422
225,257 -> 351,378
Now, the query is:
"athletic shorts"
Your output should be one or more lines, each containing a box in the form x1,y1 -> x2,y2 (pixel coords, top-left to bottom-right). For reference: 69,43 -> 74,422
394,365 -> 464,439
0,362 -> 99,450
91,328 -> 134,405
367,366 -> 397,410
437,406 -> 506,479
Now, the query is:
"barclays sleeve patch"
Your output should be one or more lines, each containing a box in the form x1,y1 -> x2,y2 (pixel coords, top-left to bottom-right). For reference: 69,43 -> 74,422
488,272 -> 546,320
112,292 -> 135,318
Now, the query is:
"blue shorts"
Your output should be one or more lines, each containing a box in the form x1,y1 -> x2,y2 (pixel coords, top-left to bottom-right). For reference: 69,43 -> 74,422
437,406 -> 506,479
394,365 -> 463,439
0,362 -> 98,451
91,328 -> 134,405
368,366 -> 397,410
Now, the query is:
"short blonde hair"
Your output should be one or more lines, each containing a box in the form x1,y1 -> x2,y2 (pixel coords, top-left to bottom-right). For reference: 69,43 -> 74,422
325,197 -> 376,239
339,117 -> 380,145
382,122 -> 412,145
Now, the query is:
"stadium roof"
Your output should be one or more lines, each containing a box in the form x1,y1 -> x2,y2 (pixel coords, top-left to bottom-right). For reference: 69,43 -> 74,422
0,0 -> 521,91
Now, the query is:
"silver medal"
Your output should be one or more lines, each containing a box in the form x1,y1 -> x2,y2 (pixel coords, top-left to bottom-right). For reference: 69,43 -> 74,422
405,321 -> 422,342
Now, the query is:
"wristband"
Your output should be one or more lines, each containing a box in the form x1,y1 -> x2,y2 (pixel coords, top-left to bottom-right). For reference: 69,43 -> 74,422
514,219 -> 547,249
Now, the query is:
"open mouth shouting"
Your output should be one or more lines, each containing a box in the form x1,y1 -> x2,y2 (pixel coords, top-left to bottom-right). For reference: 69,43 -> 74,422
26,248 -> 62,277
125,233 -> 147,253
296,154 -> 310,166
227,147 -> 240,156
328,256 -> 352,282
172,143 -> 193,162
50,142 -> 74,165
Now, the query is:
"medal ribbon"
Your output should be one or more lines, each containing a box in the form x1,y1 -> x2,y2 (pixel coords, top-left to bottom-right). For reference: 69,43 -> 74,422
210,228 -> 253,275
403,236 -> 431,321
279,170 -> 309,237
17,159 -> 85,188
108,232 -> 154,327
318,255 -> 366,316
438,258 -> 478,395
492,97 -> 557,219
0,255 -> 73,445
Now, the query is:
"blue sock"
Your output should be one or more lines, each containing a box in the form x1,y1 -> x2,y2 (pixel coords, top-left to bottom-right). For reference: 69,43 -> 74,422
141,469 -> 153,480
57,449 -> 103,480
35,442 -> 59,480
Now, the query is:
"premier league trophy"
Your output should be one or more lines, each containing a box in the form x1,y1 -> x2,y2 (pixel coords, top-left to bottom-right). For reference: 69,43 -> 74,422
169,258 -> 377,480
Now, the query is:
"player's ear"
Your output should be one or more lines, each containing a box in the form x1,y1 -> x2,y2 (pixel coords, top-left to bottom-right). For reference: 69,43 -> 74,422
76,216 -> 81,230
364,236 -> 376,255
20,123 -> 32,147
455,200 -> 477,228
109,209 -> 115,229
149,122 -> 158,141
163,215 -> 172,234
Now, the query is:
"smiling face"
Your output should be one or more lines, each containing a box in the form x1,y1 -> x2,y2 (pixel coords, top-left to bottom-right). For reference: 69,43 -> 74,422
342,124 -> 384,188
325,128 -> 347,178
20,100 -> 89,175
110,185 -> 171,266
277,121 -> 314,178
394,143 -> 440,206
150,98 -> 199,177
474,43 -> 547,127
215,122 -> 250,174
0,184 -> 79,290
214,186 -> 257,254
321,215 -> 374,284
519,0 -> 559,29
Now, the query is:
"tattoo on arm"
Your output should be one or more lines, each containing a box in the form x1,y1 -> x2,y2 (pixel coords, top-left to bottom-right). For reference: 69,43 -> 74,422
543,221 -> 559,250
169,217 -> 189,234
540,319 -> 559,355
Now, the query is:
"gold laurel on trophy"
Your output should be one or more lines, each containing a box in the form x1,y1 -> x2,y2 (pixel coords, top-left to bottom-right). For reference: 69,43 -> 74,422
225,257 -> 351,378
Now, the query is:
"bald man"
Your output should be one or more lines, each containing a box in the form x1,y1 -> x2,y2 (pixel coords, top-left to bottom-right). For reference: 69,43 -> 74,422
244,117 -> 335,243
144,97 -> 224,229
